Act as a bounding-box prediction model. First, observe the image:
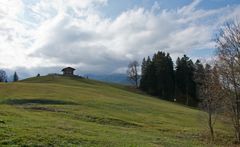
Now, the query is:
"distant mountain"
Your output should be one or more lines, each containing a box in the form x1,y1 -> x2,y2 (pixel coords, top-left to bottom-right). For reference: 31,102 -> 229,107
85,74 -> 131,85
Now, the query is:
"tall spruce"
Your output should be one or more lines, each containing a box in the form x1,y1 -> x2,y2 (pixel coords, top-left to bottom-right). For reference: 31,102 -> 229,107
194,60 -> 205,100
140,58 -> 147,90
13,72 -> 19,82
152,52 -> 174,99
175,55 -> 197,106
145,57 -> 156,94
140,52 -> 174,100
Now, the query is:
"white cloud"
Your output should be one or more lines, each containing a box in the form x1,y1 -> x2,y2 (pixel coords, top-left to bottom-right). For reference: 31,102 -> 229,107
0,0 -> 240,75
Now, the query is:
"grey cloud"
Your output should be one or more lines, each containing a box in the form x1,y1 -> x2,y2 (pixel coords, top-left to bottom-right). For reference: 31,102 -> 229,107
29,2 -> 240,74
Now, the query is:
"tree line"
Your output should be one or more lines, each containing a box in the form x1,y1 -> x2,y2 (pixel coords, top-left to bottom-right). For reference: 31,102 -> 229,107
139,52 -> 200,107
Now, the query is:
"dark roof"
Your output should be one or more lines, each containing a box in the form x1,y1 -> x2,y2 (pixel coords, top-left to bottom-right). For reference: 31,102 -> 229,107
62,67 -> 76,71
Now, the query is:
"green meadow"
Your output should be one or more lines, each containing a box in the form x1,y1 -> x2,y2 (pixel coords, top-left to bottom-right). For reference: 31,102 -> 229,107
0,75 -> 233,146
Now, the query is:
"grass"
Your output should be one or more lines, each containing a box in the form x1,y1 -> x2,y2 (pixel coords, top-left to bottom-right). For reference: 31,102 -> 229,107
0,75 -> 234,146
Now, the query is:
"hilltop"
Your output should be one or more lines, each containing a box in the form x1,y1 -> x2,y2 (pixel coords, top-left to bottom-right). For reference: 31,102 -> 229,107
0,75 -> 232,146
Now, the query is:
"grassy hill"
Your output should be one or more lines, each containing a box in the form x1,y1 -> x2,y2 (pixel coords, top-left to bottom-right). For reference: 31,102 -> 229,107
0,75 -> 233,146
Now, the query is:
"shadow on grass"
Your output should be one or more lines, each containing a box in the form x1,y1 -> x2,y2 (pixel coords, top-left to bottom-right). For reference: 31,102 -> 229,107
74,114 -> 142,128
1,99 -> 78,105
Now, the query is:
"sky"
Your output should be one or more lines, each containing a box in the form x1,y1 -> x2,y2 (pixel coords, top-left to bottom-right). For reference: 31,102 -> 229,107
0,0 -> 240,78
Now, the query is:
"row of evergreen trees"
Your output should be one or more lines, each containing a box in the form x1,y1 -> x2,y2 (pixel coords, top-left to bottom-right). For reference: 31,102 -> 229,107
140,51 -> 203,106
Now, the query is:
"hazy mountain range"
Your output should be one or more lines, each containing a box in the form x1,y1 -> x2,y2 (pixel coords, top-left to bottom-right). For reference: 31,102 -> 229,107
85,74 -> 130,85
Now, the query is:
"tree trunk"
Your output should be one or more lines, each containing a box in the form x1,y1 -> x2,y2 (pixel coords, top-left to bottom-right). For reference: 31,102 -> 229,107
231,66 -> 240,143
235,93 -> 240,143
235,109 -> 240,143
186,86 -> 189,106
186,77 -> 189,106
136,76 -> 138,88
208,111 -> 214,142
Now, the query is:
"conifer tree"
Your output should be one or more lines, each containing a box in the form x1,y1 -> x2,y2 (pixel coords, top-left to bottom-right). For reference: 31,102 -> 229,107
152,51 -> 174,99
140,52 -> 174,100
140,58 -> 147,90
13,72 -> 19,82
175,55 -> 197,106
194,60 -> 205,100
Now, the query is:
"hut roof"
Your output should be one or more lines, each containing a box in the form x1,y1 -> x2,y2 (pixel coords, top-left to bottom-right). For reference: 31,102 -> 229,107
61,67 -> 76,71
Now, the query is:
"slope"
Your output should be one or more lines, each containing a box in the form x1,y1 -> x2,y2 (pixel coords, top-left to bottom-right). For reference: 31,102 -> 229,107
0,75 -> 232,146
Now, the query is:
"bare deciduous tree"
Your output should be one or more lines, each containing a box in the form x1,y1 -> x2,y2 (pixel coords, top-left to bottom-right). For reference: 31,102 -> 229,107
199,64 -> 223,142
0,70 -> 7,82
127,61 -> 140,87
216,20 -> 240,142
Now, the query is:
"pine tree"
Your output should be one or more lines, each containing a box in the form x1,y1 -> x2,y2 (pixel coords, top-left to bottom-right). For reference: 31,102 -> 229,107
152,52 -> 165,96
194,60 -> 205,100
175,55 -> 197,106
152,51 -> 174,99
141,58 -> 147,76
13,72 -> 19,82
145,56 -> 156,94
140,52 -> 174,100
140,58 -> 147,90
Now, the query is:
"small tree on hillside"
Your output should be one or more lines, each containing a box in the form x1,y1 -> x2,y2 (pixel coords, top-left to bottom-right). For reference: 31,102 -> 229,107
199,64 -> 223,142
13,72 -> 19,82
127,61 -> 140,88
